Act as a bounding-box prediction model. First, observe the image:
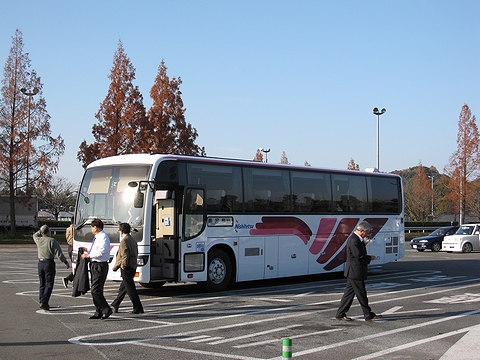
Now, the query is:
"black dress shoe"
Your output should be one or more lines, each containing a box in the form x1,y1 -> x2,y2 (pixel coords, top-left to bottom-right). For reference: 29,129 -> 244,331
335,315 -> 352,321
89,313 -> 102,319
102,307 -> 113,320
112,305 -> 119,313
130,310 -> 144,314
39,303 -> 50,311
365,314 -> 382,321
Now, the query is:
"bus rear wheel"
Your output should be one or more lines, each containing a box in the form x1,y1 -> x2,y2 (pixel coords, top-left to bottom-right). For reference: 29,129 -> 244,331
202,249 -> 232,292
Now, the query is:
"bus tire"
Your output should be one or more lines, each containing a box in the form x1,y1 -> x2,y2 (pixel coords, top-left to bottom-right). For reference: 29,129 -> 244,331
202,249 -> 232,292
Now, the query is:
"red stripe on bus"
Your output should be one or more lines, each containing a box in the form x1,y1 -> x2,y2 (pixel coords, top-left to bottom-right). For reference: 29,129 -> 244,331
309,218 -> 337,255
323,217 -> 389,270
250,216 -> 312,244
316,218 -> 359,264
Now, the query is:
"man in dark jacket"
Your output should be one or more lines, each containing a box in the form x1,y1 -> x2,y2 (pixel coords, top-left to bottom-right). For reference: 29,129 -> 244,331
335,221 -> 381,321
111,223 -> 144,314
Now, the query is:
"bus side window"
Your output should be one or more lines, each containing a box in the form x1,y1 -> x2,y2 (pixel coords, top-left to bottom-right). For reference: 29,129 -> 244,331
185,188 -> 205,239
252,190 -> 271,212
206,190 -> 226,212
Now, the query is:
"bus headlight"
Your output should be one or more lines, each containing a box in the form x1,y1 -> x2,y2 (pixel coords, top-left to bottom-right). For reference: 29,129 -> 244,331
184,253 -> 204,272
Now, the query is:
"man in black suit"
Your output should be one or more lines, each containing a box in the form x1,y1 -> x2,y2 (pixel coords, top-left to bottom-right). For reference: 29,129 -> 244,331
335,221 -> 382,321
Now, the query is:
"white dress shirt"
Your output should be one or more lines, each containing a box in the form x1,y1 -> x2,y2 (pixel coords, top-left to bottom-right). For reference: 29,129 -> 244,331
89,230 -> 111,262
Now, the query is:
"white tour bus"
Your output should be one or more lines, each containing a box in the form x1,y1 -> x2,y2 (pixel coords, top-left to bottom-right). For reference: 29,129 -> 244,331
72,154 -> 404,291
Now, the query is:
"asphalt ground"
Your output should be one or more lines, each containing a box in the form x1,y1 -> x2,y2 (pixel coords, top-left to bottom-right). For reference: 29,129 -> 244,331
1,243 -> 480,360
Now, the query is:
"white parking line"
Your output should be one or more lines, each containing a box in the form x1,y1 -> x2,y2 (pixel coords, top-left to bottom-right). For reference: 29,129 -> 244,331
209,324 -> 304,345
281,309 -> 480,359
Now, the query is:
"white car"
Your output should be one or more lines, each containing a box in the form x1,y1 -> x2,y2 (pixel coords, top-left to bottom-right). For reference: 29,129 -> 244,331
442,224 -> 480,253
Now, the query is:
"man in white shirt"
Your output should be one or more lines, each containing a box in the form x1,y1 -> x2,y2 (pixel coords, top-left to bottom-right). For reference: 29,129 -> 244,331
81,219 -> 112,319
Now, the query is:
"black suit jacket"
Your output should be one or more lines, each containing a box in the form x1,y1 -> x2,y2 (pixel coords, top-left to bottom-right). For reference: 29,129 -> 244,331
343,232 -> 372,280
72,247 -> 90,297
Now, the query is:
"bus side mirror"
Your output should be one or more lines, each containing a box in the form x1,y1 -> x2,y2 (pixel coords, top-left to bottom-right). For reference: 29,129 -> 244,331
134,191 -> 144,208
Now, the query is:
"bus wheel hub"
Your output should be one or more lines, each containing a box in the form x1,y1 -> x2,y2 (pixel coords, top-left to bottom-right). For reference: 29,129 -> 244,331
209,259 -> 225,284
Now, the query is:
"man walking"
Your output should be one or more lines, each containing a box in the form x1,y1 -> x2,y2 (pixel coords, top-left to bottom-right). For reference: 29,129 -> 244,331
81,218 -> 112,320
33,225 -> 70,310
111,223 -> 144,314
335,221 -> 381,321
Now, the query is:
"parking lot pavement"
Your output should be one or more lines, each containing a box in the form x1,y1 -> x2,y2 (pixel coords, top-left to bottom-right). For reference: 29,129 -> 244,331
3,244 -> 480,359
0,246 -> 86,360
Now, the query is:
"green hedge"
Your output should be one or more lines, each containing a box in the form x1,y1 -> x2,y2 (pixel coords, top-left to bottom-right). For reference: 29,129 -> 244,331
37,220 -> 71,228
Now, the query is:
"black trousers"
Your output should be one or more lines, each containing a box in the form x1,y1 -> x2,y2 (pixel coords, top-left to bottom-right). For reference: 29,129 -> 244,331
336,277 -> 373,319
90,262 -> 110,315
38,259 -> 55,306
111,267 -> 143,312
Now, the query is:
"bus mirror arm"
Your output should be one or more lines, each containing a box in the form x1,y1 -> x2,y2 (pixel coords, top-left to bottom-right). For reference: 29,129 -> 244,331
129,180 -> 155,208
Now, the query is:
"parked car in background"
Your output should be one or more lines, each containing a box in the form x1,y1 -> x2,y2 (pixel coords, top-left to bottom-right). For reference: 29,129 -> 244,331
410,226 -> 459,252
442,224 -> 480,253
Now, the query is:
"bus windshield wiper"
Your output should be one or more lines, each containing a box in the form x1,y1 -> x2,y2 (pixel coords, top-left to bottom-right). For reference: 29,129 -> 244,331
76,218 -> 91,230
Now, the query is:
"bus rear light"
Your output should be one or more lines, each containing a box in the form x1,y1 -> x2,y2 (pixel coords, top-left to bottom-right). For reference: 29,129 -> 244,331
184,253 -> 204,272
134,272 -> 140,278
187,274 -> 194,279
137,255 -> 149,266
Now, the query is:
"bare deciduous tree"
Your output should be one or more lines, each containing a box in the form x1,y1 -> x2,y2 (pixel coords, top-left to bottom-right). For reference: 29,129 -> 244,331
34,176 -> 77,220
78,40 -> 148,168
0,29 -> 64,235
280,151 -> 289,164
347,158 -> 359,170
253,149 -> 263,162
147,60 -> 201,155
404,163 -> 432,221
444,104 -> 480,224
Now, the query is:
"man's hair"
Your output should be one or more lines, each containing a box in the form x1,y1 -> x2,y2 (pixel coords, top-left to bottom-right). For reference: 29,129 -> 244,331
356,221 -> 373,232
91,218 -> 104,229
119,222 -> 131,234
40,224 -> 50,235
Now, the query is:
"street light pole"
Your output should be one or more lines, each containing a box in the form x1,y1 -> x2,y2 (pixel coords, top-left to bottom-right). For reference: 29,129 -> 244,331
20,87 -> 39,192
372,107 -> 386,171
259,148 -> 271,163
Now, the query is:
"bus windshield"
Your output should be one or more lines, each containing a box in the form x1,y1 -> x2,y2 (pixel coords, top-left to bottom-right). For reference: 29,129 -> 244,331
75,165 -> 151,228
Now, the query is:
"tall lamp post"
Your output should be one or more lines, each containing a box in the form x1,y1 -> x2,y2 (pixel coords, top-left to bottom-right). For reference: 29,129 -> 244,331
259,148 -> 270,163
20,87 -> 39,191
372,107 -> 386,171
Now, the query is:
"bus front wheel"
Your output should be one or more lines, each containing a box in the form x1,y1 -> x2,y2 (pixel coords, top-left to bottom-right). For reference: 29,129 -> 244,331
202,249 -> 232,292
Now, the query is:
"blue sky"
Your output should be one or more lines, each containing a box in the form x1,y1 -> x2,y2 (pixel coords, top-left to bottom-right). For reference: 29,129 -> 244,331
1,1 -> 480,184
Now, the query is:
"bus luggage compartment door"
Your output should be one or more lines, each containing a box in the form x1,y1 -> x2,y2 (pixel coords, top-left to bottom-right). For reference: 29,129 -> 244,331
156,199 -> 175,237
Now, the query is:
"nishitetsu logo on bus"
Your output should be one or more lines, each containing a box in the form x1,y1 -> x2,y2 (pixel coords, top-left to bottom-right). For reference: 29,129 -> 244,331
249,216 -> 388,270
234,219 -> 255,232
